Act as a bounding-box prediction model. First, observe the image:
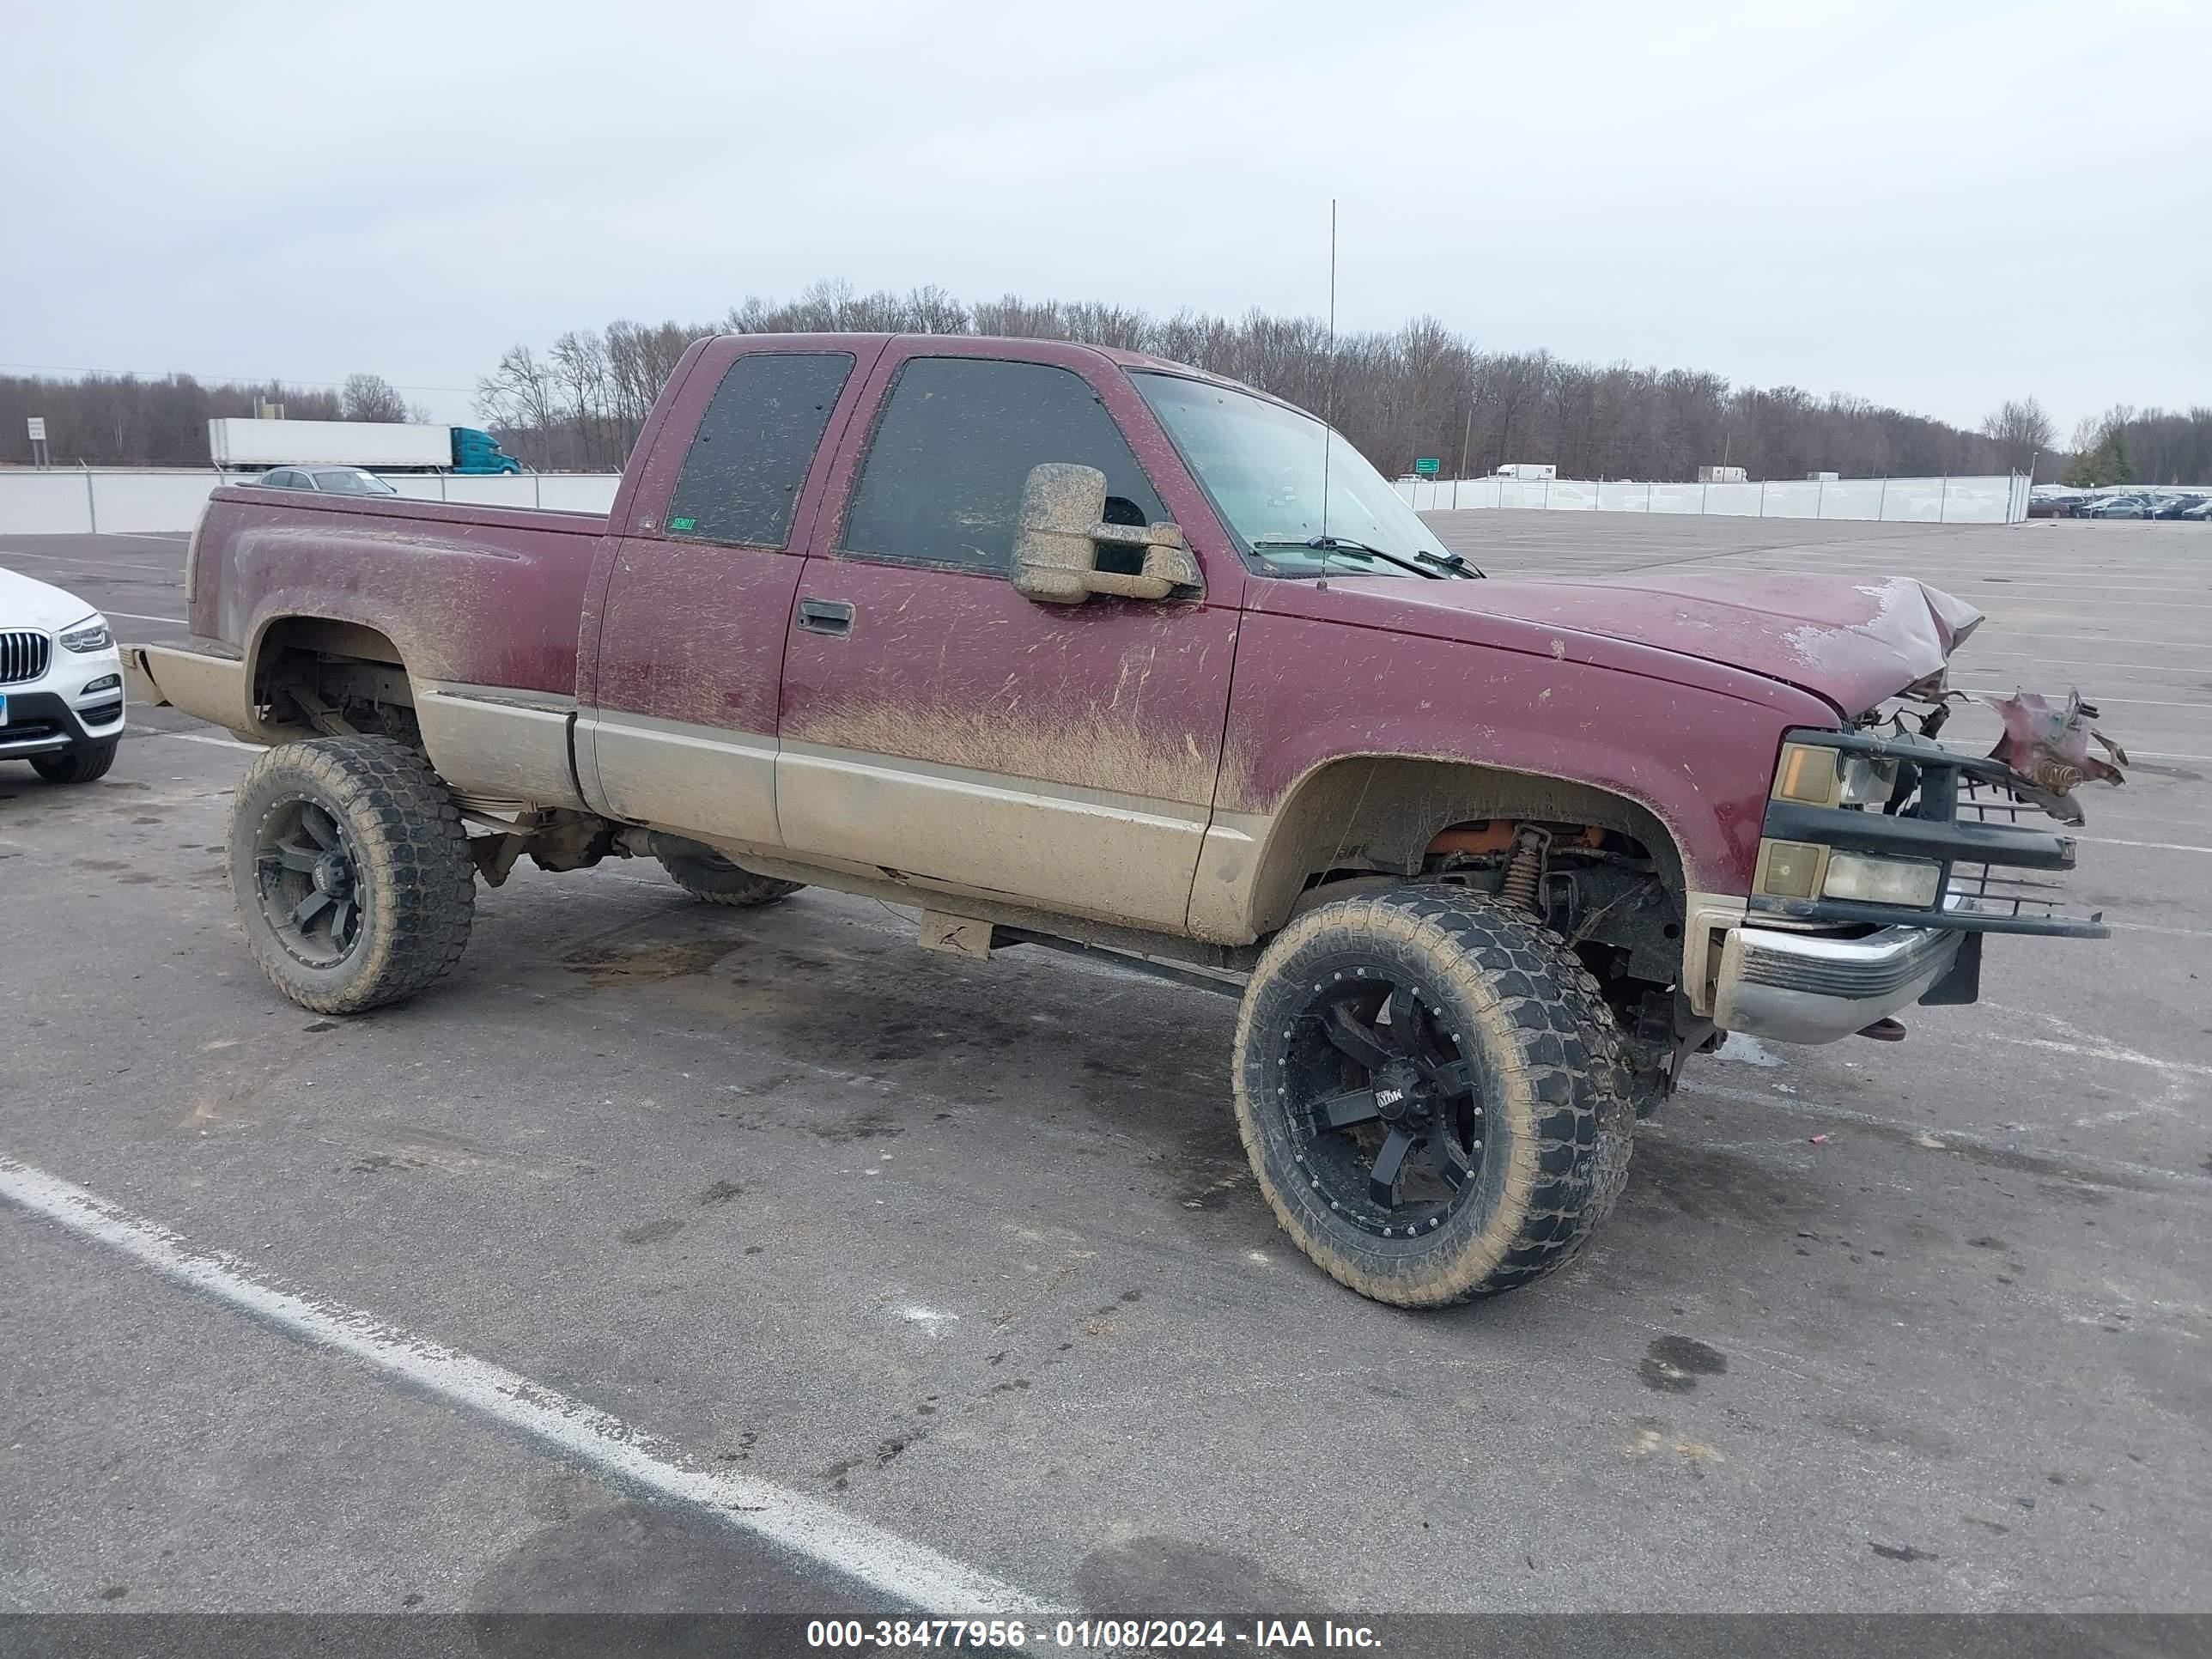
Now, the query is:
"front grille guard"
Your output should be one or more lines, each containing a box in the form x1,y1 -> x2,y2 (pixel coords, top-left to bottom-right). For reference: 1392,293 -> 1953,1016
1948,775 -> 2104,930
1752,728 -> 2109,939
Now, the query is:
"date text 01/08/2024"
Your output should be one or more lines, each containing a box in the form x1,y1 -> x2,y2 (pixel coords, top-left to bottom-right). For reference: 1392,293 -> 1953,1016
803,1618 -> 1383,1650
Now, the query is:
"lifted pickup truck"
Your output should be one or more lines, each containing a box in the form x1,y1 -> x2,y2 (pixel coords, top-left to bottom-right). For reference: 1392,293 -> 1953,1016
132,332 -> 2122,1307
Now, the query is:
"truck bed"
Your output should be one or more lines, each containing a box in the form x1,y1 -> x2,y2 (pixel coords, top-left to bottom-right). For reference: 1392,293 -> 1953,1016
186,486 -> 606,698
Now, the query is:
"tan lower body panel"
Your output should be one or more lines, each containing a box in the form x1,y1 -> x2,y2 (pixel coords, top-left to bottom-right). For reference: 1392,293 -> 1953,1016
775,738 -> 1210,935
1681,891 -> 1749,1018
416,682 -> 584,811
1186,806 -> 1275,943
126,643 -> 296,742
579,709 -> 781,850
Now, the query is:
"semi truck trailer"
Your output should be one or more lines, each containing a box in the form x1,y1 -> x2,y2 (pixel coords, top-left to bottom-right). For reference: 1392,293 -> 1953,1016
207,417 -> 523,475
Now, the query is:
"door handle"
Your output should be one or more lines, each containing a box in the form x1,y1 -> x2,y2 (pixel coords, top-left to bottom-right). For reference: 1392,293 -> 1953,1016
797,598 -> 855,637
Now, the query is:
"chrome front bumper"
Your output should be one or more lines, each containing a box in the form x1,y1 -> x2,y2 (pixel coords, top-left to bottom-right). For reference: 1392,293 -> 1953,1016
1712,921 -> 1963,1044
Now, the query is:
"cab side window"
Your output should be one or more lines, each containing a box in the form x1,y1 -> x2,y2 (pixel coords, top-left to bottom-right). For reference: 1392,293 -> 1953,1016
666,350 -> 855,548
841,357 -> 1164,574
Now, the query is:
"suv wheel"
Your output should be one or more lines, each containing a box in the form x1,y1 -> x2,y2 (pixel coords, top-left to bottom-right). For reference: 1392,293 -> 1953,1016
30,741 -> 118,784
1232,885 -> 1634,1307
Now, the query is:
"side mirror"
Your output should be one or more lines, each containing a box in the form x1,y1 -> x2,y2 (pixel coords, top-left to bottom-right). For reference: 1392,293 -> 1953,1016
1011,463 -> 1202,605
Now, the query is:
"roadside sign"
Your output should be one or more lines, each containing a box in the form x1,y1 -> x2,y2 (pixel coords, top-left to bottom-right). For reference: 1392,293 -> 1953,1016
1413,457 -> 1440,475
26,416 -> 46,441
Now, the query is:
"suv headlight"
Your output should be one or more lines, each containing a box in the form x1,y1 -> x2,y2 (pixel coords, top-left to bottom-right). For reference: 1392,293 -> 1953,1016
1773,739 -> 1898,808
58,617 -> 113,653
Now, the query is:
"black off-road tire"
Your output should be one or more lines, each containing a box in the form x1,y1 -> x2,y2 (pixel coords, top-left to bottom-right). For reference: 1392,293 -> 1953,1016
228,736 -> 476,1015
30,741 -> 118,784
653,838 -> 803,909
1232,885 -> 1635,1308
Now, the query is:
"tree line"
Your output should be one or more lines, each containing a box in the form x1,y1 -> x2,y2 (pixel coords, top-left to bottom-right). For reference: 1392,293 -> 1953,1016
2061,404 -> 2212,489
0,372 -> 421,467
475,279 -> 2115,483
12,290 -> 2202,489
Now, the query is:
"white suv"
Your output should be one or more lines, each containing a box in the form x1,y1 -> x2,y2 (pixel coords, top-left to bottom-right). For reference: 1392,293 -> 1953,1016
0,567 -> 127,784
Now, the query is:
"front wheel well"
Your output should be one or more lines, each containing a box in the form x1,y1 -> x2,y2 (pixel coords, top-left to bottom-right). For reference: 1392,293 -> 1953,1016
1250,756 -> 1694,1083
1252,757 -> 1688,931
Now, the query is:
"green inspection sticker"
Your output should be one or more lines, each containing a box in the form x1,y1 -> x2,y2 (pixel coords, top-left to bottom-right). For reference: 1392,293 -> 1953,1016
668,516 -> 696,532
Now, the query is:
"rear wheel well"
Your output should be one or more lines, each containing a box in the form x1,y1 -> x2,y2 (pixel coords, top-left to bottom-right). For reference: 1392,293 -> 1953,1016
251,618 -> 419,745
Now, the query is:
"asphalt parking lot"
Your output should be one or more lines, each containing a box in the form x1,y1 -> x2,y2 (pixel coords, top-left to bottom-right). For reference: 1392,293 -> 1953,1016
2,516 -> 2207,1624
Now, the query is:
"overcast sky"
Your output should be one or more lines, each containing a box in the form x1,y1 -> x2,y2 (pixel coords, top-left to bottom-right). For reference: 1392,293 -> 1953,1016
3,0 -> 2205,434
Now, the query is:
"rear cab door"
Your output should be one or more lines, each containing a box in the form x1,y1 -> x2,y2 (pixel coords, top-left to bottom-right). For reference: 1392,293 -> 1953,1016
774,337 -> 1249,933
580,336 -> 888,847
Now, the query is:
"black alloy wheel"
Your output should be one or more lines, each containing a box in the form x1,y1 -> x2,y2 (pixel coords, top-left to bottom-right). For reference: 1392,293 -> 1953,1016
252,795 -> 367,968
1279,974 -> 1487,1238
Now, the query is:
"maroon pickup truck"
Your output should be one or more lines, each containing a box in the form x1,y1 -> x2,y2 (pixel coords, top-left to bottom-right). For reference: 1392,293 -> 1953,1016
132,332 -> 2119,1308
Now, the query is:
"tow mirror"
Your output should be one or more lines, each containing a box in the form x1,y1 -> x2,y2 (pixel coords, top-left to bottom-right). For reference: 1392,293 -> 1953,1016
1012,463 -> 1201,605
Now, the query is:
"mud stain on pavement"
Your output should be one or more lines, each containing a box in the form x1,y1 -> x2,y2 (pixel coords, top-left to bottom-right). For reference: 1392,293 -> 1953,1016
1870,1541 -> 1939,1564
1629,1135 -> 1807,1226
467,1499 -> 892,1633
1075,1534 -> 1327,1618
1638,1334 -> 1728,1393
562,937 -> 741,983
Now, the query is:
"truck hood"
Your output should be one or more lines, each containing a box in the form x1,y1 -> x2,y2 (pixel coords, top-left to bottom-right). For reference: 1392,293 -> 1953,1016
1307,571 -> 1985,715
0,564 -> 104,633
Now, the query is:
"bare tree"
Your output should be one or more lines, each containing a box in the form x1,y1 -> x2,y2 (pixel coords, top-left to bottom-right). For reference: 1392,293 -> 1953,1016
341,373 -> 411,423
0,371 -> 344,465
474,345 -> 564,464
1981,396 -> 2055,475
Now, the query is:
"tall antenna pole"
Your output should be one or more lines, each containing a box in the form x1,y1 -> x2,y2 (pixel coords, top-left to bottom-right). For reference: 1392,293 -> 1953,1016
1319,198 -> 1338,566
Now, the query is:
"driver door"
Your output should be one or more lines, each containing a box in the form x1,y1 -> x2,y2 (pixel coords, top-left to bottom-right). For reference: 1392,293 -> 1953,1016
775,346 -> 1242,933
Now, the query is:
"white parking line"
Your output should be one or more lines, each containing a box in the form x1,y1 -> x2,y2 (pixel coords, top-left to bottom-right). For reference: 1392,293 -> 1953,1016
1676,1084 -> 2212,1193
2075,834 -> 2212,854
1977,635 -> 2212,651
1955,690 -> 2212,711
149,731 -> 260,751
2,554 -> 182,580
99,610 -> 188,625
0,1157 -> 1053,1618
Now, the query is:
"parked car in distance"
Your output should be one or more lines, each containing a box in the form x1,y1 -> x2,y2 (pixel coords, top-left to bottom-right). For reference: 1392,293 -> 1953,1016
2081,495 -> 2151,519
252,467 -> 401,496
1,566 -> 126,783
2148,495 -> 2207,520
2183,498 -> 2212,521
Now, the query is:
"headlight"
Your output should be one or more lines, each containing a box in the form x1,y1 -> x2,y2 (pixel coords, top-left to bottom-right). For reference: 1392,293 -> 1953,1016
58,617 -> 113,653
1822,852 -> 1943,908
1754,839 -> 1828,899
1773,739 -> 1897,807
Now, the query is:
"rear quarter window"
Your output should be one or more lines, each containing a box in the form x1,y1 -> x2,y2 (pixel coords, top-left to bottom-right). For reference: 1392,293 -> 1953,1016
665,351 -> 855,548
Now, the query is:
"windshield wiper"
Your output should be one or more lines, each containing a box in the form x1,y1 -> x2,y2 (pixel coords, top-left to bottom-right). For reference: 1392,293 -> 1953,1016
1250,536 -> 1476,580
1413,548 -> 1482,578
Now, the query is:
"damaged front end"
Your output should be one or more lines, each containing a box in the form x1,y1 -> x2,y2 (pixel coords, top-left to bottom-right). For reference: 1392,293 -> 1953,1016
1711,674 -> 2124,1044
1758,670 -> 2128,934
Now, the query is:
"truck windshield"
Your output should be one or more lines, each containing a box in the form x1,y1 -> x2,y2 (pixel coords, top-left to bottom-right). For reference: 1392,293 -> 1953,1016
1132,372 -> 1465,578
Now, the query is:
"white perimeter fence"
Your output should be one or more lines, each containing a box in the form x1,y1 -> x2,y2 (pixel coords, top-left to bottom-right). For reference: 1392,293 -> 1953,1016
1,466 -> 2029,535
0,470 -> 623,535
1397,472 -> 2030,524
